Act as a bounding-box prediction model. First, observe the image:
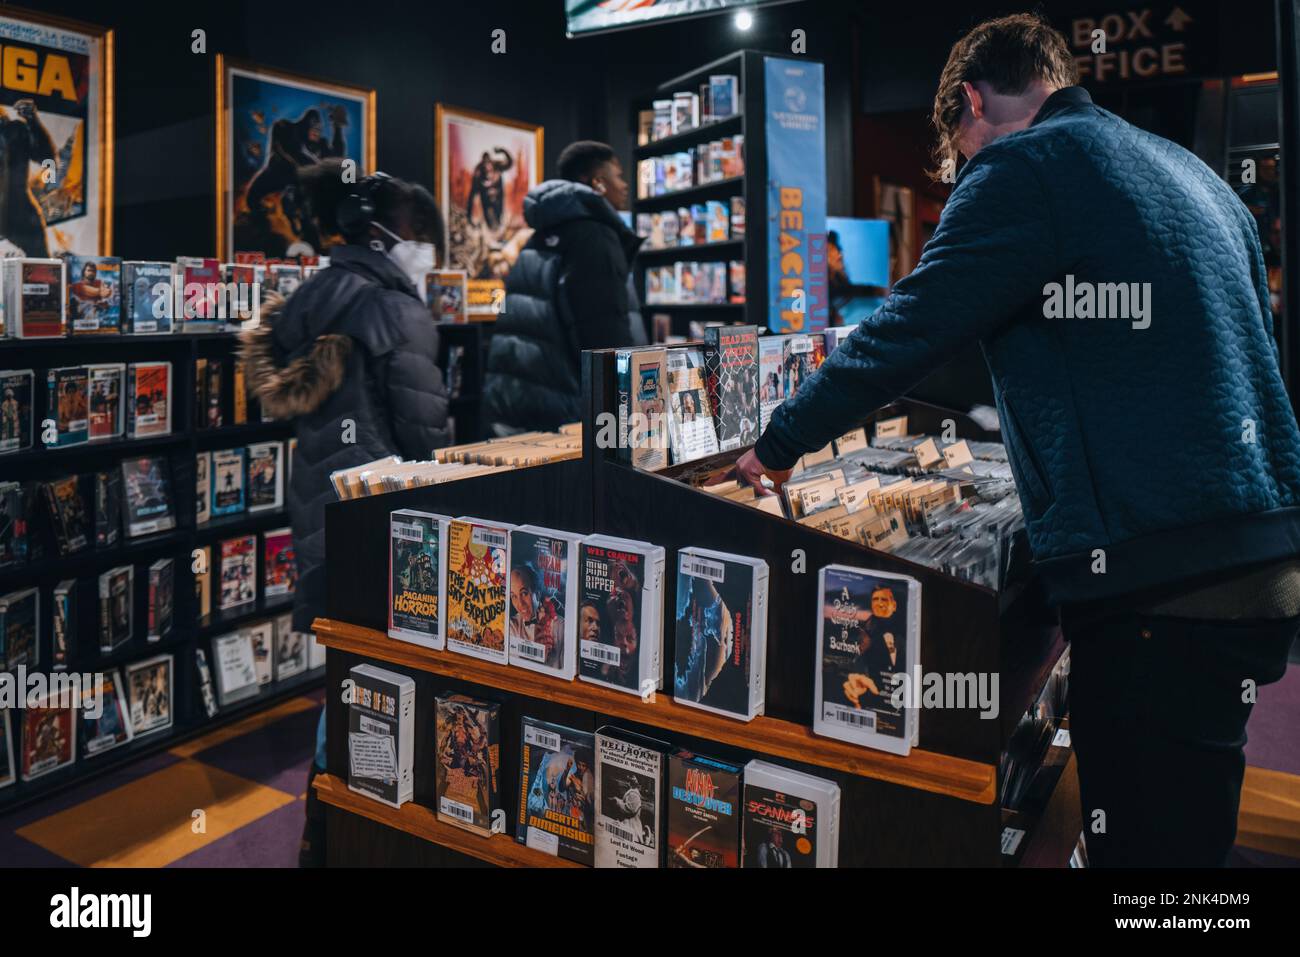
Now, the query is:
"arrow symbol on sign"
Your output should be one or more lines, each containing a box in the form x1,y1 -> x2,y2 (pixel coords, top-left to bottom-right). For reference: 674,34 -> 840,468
1166,6 -> 1193,31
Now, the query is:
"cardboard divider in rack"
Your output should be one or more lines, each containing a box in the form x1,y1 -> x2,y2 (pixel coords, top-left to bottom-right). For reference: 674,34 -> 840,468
315,349 -> 1074,867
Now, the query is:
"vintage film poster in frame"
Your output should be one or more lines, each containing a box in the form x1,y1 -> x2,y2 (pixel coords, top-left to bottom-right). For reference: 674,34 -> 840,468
215,56 -> 376,261
434,104 -> 542,319
0,7 -> 113,256
873,176 -> 916,286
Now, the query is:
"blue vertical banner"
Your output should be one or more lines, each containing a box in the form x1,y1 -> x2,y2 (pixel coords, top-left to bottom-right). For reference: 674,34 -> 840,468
764,57 -> 827,334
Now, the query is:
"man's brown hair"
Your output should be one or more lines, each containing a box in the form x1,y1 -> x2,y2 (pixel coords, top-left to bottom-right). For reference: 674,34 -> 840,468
930,13 -> 1078,180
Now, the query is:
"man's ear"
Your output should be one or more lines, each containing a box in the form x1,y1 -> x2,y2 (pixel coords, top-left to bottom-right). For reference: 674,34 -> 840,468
962,80 -> 984,120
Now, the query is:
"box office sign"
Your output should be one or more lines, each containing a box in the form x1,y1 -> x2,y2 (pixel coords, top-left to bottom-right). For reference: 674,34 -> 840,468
765,57 -> 828,335
1066,3 -> 1212,84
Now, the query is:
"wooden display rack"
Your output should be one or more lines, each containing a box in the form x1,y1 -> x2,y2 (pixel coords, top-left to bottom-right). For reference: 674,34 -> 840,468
315,350 -> 1075,867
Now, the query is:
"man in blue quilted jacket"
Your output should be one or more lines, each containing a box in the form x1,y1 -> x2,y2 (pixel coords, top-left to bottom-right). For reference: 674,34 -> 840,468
739,14 -> 1300,867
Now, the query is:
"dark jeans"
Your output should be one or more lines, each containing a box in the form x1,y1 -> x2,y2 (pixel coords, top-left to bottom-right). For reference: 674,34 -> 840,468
300,763 -> 327,868
1065,610 -> 1297,867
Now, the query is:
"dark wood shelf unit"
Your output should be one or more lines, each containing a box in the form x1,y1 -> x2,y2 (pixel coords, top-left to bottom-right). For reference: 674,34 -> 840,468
1,432 -> 187,472
1,325 -> 304,810
314,773 -> 584,869
198,593 -> 296,637
633,113 -> 744,158
0,666 -> 324,818
633,175 -> 745,209
0,528 -> 189,591
316,350 -> 1072,866
315,617 -> 994,804
193,507 -> 290,543
193,419 -> 293,450
630,50 -> 775,338
636,238 -> 745,260
0,330 -> 248,351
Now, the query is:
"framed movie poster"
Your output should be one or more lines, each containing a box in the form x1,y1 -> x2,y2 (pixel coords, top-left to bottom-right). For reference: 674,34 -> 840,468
873,177 -> 916,286
0,8 -> 113,256
435,104 -> 542,318
216,56 -> 375,261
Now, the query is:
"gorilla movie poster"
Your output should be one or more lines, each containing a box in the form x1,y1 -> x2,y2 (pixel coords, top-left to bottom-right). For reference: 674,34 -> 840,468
221,61 -> 372,260
0,11 -> 110,257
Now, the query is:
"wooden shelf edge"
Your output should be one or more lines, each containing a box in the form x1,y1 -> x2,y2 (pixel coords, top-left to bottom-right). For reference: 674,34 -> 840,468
1003,745 -> 1080,868
635,175 -> 745,206
314,617 -> 997,806
313,772 -> 583,868
1236,765 -> 1300,859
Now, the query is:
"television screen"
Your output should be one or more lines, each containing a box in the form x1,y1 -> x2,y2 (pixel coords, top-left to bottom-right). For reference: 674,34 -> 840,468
826,216 -> 890,289
565,0 -> 796,37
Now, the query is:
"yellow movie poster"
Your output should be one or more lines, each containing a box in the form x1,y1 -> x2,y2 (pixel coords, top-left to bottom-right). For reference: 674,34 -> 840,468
0,8 -> 112,256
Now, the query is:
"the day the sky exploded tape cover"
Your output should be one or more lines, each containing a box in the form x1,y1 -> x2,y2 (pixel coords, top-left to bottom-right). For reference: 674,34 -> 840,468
446,516 -> 511,664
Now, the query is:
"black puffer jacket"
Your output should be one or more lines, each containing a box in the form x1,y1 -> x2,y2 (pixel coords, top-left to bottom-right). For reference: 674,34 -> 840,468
483,180 -> 644,432
239,245 -> 450,631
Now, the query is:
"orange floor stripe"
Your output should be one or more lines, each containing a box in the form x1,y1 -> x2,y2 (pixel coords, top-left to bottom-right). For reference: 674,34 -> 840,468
17,760 -> 296,867
167,694 -> 320,758
1237,765 -> 1300,859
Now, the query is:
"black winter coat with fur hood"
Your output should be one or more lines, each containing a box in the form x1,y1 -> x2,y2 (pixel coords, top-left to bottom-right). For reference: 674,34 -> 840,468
240,245 -> 450,631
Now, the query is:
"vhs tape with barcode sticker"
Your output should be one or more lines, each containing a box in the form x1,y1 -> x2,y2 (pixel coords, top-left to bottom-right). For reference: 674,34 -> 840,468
508,525 -> 583,678
813,564 -> 920,756
389,509 -> 451,648
435,693 -> 500,836
672,546 -> 768,722
578,535 -> 665,697
347,663 -> 416,808
595,727 -> 669,868
517,716 -> 595,865
446,516 -> 514,664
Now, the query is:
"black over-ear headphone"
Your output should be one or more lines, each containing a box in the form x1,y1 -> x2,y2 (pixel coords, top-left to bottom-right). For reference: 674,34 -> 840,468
336,170 -> 393,240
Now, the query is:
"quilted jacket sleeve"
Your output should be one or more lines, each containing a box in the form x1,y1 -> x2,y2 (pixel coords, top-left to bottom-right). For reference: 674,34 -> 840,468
754,148 -> 1062,470
382,301 -> 451,459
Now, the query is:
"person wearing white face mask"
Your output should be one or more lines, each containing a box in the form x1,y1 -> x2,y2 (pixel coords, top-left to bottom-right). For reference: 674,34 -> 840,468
240,158 -> 451,638
240,158 -> 452,868
370,217 -> 437,291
